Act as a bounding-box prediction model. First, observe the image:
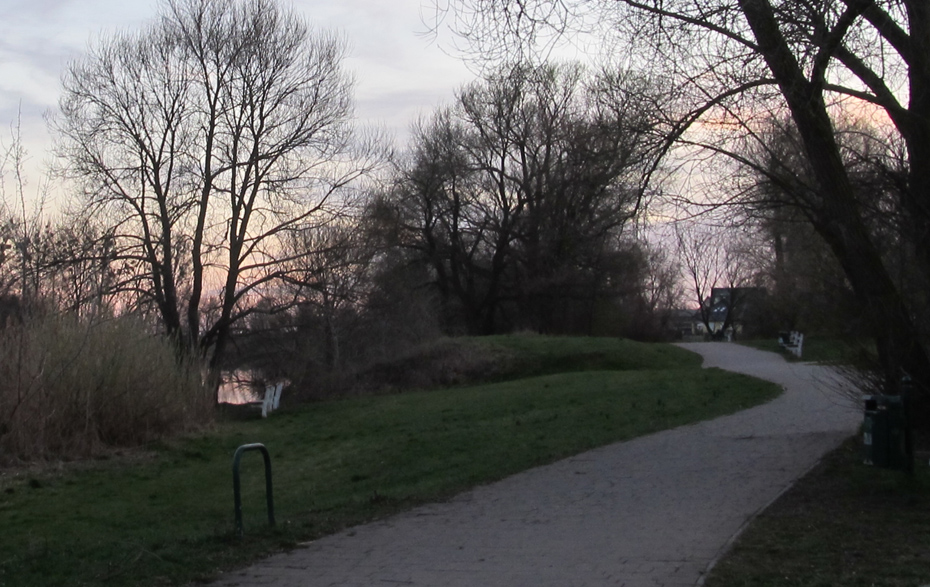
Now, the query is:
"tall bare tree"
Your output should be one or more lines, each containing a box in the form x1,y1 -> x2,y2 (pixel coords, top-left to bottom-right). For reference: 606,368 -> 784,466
56,0 -> 370,383
390,62 -> 662,334
676,221 -> 760,337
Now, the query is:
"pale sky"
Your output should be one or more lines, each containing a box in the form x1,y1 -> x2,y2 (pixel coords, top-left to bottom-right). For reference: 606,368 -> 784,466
0,0 -> 475,204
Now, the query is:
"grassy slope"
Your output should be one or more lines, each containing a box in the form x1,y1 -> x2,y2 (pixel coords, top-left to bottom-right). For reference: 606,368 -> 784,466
0,336 -> 778,587
474,334 -> 701,373
738,336 -> 869,364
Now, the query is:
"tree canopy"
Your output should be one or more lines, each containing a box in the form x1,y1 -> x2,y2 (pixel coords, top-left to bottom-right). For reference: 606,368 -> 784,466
382,63 -> 665,334
55,0 -> 369,380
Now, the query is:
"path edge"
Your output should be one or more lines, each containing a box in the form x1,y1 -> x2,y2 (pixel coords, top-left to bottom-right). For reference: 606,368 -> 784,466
693,433 -> 852,586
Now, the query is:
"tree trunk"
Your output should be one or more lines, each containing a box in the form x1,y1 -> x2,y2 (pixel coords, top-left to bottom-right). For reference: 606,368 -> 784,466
905,0 -> 930,286
741,0 -> 930,422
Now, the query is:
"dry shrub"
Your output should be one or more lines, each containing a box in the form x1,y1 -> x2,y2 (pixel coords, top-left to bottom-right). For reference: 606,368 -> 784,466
294,338 -> 514,400
0,313 -> 212,463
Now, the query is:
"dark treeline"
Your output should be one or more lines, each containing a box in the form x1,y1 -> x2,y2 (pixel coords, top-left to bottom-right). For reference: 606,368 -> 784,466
375,63 -> 668,337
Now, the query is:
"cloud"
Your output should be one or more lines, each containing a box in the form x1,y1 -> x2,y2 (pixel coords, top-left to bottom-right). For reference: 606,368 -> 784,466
0,48 -> 63,107
2,0 -> 475,203
300,0 -> 473,143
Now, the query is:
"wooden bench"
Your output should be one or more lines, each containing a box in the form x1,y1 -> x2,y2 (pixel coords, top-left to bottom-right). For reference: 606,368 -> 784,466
249,382 -> 284,418
778,331 -> 804,359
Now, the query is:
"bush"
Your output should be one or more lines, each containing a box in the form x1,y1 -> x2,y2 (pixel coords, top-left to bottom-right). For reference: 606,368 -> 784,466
0,313 -> 212,463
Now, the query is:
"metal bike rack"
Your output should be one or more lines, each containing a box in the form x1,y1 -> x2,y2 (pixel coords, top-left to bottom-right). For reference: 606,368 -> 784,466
232,443 -> 275,538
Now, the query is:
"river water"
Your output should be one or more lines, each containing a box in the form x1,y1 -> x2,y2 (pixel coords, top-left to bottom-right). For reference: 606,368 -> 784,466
217,369 -> 262,404
217,369 -> 290,405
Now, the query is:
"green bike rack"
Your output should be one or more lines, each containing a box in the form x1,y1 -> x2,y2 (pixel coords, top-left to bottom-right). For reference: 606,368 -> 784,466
232,443 -> 275,538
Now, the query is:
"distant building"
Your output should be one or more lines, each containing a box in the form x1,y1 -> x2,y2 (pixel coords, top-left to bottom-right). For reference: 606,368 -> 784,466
668,308 -> 701,339
695,287 -> 768,339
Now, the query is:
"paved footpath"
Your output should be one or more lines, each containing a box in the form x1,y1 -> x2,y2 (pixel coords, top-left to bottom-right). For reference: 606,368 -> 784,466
213,343 -> 861,587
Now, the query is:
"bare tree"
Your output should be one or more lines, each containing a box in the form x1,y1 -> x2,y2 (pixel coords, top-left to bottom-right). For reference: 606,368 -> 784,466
675,221 -> 759,338
390,62 -> 662,334
639,241 -> 684,322
0,112 -> 55,308
736,115 -> 893,335
56,0 -> 372,385
284,222 -> 380,370
435,0 -> 930,413
0,119 -> 124,320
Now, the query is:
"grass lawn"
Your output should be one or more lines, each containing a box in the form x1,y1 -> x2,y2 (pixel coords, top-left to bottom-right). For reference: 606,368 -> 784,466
0,335 -> 779,587
705,438 -> 930,587
738,336 -> 870,364
473,333 -> 703,373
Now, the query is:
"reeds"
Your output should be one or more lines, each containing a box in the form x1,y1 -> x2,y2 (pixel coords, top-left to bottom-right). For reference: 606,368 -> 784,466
0,313 -> 212,463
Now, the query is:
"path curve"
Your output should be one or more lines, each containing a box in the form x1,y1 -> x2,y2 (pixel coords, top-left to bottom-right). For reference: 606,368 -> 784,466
213,342 -> 860,587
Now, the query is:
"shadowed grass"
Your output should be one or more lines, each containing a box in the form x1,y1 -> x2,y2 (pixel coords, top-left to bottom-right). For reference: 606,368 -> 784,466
474,334 -> 703,375
705,438 -> 930,587
738,336 -> 870,365
0,336 -> 778,586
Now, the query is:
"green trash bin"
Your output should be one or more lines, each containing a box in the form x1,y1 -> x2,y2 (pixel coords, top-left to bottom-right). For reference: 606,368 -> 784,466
863,394 -> 909,470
